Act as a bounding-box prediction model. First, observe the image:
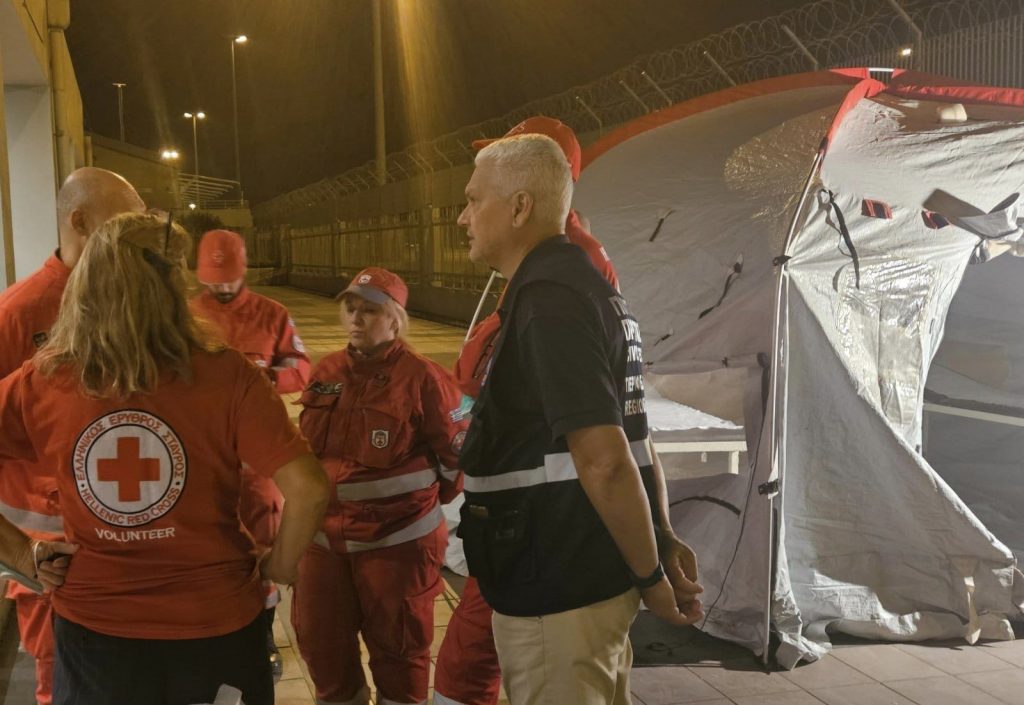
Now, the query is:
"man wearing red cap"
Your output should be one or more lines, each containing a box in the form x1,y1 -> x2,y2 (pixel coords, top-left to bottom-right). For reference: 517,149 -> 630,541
192,228 -> 312,679
0,167 -> 145,705
291,267 -> 466,705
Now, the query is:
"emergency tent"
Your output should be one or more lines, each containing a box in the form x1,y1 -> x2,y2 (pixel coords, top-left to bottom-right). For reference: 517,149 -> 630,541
573,68 -> 1024,667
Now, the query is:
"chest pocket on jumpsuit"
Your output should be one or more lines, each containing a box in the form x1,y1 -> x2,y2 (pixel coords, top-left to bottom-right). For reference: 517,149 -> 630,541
299,387 -> 342,457
349,391 -> 414,470
236,332 -> 275,370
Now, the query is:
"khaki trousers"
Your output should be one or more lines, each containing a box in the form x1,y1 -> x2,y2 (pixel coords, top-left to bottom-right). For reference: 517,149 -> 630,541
491,589 -> 641,705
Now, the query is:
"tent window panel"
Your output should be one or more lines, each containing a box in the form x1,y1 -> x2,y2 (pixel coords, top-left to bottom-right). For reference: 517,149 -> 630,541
833,258 -> 936,439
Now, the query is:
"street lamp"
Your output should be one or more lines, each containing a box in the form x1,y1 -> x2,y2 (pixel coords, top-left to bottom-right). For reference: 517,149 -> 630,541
230,35 -> 247,205
183,111 -> 206,208
112,82 -> 126,141
900,47 -> 913,57
160,148 -> 180,161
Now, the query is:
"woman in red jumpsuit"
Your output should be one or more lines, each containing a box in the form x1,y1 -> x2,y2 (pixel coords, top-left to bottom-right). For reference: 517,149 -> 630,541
293,266 -> 467,705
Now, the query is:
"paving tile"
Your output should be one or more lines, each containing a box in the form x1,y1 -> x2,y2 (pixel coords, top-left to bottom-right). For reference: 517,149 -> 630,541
981,640 -> 1024,668
884,675 -> 1004,705
810,683 -> 918,705
731,691 -> 827,705
278,645 -> 305,682
960,668 -> 1024,704
274,676 -> 315,705
688,660 -> 800,698
780,655 -> 872,690
893,642 -> 1011,675
830,644 -> 944,682
630,665 -> 726,703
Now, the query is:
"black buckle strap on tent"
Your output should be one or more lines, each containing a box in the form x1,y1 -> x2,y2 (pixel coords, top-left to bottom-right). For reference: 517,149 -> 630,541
824,189 -> 861,288
652,331 -> 673,347
698,254 -> 744,319
772,255 -> 791,267
758,479 -> 780,496
648,209 -> 676,242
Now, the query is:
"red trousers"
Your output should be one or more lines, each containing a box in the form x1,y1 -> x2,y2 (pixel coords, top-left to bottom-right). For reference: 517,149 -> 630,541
14,590 -> 54,705
291,524 -> 446,705
433,576 -> 501,705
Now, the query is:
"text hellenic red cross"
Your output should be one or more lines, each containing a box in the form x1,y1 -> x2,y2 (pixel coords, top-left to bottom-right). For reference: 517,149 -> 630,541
97,436 -> 161,502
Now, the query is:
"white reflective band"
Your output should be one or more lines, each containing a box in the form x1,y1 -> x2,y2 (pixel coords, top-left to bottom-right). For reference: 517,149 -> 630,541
344,504 -> 443,553
438,464 -> 460,482
378,698 -> 426,705
433,693 -> 470,705
313,531 -> 330,549
464,438 -> 652,494
316,685 -> 370,705
0,500 -> 63,534
336,468 -> 438,501
276,357 -> 301,369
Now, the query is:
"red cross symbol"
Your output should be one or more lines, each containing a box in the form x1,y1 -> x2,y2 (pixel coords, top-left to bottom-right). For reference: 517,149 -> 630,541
97,436 -> 162,503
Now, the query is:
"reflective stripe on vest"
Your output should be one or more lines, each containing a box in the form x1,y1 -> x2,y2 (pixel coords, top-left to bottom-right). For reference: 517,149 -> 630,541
463,438 -> 652,494
0,499 -> 63,535
438,464 -> 460,483
313,503 -> 444,554
336,467 -> 438,501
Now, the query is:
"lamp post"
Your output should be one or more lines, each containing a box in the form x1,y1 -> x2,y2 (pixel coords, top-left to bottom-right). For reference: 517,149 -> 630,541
372,0 -> 386,186
183,111 -> 206,208
112,82 -> 126,141
230,35 -> 247,205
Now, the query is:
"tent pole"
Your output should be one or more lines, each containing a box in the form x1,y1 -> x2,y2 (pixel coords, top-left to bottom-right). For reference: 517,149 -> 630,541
761,148 -> 825,667
464,270 -> 498,345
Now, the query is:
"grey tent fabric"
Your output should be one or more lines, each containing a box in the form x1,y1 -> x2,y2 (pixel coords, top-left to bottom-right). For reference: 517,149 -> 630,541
575,71 -> 1024,666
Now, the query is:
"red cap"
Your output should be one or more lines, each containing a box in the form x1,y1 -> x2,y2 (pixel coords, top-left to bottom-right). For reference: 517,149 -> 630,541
339,267 -> 408,308
472,116 -> 582,182
197,229 -> 247,284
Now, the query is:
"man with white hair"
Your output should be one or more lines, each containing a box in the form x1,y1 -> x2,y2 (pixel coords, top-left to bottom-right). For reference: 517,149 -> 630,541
455,135 -> 703,705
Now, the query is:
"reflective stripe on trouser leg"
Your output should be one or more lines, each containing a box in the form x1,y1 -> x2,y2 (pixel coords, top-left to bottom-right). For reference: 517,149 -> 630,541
314,685 -> 370,705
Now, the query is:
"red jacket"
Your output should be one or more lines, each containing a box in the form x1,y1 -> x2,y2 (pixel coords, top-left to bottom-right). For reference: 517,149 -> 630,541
453,211 -> 620,398
300,339 -> 466,553
0,254 -> 68,557
192,288 -> 311,393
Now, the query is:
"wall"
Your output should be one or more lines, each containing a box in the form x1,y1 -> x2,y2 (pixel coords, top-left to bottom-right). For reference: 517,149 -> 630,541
89,133 -> 180,210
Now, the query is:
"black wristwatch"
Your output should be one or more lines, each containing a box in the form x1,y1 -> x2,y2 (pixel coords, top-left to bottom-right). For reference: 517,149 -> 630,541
629,561 -> 665,590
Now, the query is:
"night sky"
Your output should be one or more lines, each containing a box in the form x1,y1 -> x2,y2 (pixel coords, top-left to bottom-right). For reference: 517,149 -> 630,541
67,0 -> 810,203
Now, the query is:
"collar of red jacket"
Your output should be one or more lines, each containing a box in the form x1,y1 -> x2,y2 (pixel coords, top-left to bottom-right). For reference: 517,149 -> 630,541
345,337 -> 405,373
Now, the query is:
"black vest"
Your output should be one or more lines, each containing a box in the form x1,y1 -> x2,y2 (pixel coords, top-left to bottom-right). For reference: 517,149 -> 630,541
459,236 -> 656,617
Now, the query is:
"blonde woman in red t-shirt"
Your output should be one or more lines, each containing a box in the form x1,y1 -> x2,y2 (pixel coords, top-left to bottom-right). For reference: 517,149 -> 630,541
0,212 -> 330,705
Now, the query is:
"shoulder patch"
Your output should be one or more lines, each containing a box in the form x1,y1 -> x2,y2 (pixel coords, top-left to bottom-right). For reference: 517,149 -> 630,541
309,381 -> 343,395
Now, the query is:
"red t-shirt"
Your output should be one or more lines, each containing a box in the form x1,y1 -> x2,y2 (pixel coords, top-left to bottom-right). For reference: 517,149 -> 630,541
192,288 -> 311,394
0,349 -> 311,639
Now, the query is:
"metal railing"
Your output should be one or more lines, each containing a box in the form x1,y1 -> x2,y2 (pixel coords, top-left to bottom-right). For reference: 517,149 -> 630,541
254,0 -> 1024,223
177,173 -> 245,209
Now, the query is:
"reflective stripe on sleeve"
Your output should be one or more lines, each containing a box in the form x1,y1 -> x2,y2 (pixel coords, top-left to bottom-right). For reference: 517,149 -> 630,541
0,500 -> 63,535
335,468 -> 438,501
463,438 -> 652,493
438,464 -> 460,483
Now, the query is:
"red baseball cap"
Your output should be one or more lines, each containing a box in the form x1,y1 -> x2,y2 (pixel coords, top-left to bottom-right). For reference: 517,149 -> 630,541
472,116 -> 582,182
197,229 -> 247,284
339,267 -> 408,308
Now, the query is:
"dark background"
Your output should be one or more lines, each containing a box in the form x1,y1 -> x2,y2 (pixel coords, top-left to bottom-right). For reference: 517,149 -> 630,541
67,0 -> 810,203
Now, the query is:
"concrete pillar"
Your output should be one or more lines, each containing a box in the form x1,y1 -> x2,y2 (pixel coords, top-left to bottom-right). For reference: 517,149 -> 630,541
0,38 -> 14,288
5,84 -> 58,278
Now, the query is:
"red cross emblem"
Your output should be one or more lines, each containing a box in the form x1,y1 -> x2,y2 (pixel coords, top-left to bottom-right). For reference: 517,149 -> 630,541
97,436 -> 161,502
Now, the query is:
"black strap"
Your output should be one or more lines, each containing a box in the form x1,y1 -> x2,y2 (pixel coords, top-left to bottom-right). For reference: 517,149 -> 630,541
670,495 -> 742,517
825,189 -> 861,288
699,256 -> 743,319
648,209 -> 676,243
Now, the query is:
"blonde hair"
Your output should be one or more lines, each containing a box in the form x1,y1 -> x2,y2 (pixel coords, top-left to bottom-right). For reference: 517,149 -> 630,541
475,134 -> 572,230
37,212 -> 221,397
